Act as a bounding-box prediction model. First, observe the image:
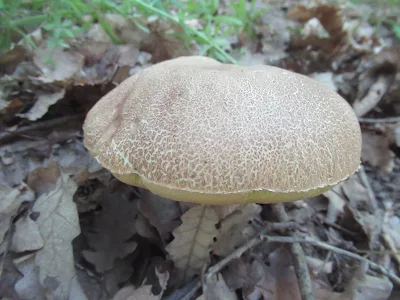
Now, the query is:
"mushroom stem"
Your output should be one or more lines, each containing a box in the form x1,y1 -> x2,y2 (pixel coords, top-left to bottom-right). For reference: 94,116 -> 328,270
272,203 -> 315,300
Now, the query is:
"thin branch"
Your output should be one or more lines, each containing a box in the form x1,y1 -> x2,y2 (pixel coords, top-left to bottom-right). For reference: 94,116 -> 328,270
180,280 -> 202,300
358,116 -> 400,123
358,165 -> 379,211
163,278 -> 200,300
0,114 -> 85,145
204,233 -> 400,287
271,236 -> 400,286
358,165 -> 384,263
272,203 -> 315,300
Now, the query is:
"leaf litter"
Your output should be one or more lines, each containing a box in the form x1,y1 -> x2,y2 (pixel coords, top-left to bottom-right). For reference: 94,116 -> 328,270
0,0 -> 400,299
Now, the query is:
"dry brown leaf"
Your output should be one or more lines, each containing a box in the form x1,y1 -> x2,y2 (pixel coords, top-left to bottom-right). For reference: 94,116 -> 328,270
362,130 -> 395,173
138,190 -> 181,241
213,204 -> 241,220
112,268 -> 169,300
82,181 -> 139,273
27,161 -> 60,197
14,254 -> 46,300
33,47 -> 84,83
203,273 -> 238,300
224,248 -> 302,300
10,215 -> 43,252
135,213 -> 159,241
166,205 -> 219,282
0,255 -> 23,299
75,45 -> 120,85
288,4 -> 344,41
0,182 -> 34,247
32,163 -> 82,299
341,262 -> 393,300
0,45 -> 29,75
342,177 -> 370,209
357,47 -> 400,100
213,204 -> 261,257
16,89 -> 66,121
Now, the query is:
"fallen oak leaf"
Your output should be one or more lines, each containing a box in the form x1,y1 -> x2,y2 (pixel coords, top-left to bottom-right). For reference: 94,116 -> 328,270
166,205 -> 219,282
213,204 -> 261,257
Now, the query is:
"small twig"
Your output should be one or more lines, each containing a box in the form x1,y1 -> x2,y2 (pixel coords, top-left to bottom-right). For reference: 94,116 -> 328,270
273,236 -> 400,286
252,219 -> 298,233
358,165 -> 384,263
0,114 -> 85,145
0,223 -> 16,276
162,278 -> 200,300
180,280 -> 202,300
358,165 -> 379,211
382,201 -> 400,273
272,203 -> 315,300
204,233 -> 400,287
358,116 -> 400,124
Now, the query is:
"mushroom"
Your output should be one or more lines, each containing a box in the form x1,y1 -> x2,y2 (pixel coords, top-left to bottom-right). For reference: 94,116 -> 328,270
83,56 -> 361,205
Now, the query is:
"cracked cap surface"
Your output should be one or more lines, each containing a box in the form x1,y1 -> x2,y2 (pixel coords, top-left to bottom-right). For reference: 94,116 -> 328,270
83,56 -> 362,204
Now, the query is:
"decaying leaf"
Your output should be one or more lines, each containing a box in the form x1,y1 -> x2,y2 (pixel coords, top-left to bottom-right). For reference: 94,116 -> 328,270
138,190 -> 181,241
224,248 -> 303,300
287,4 -> 345,41
16,89 -> 66,121
10,215 -> 44,252
32,163 -> 81,299
0,182 -> 34,246
341,261 -> 393,300
0,255 -> 23,299
362,130 -> 395,173
14,254 -> 46,300
166,205 -> 219,282
33,47 -> 84,83
203,273 -> 238,300
135,213 -> 159,241
112,268 -> 169,300
82,180 -> 139,273
103,257 -> 135,297
355,46 -> 400,116
213,204 -> 261,257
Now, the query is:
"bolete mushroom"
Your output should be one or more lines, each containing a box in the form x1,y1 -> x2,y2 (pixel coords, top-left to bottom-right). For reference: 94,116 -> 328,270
83,56 -> 361,204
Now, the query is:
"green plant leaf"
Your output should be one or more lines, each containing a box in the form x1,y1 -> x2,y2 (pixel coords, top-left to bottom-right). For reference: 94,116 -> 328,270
393,23 -> 400,39
214,15 -> 243,26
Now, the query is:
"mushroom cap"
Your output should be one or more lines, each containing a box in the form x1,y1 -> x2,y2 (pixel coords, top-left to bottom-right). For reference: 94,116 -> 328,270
83,56 -> 362,204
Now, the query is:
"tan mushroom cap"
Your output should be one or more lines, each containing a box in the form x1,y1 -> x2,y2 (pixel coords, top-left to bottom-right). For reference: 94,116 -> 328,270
83,56 -> 362,204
